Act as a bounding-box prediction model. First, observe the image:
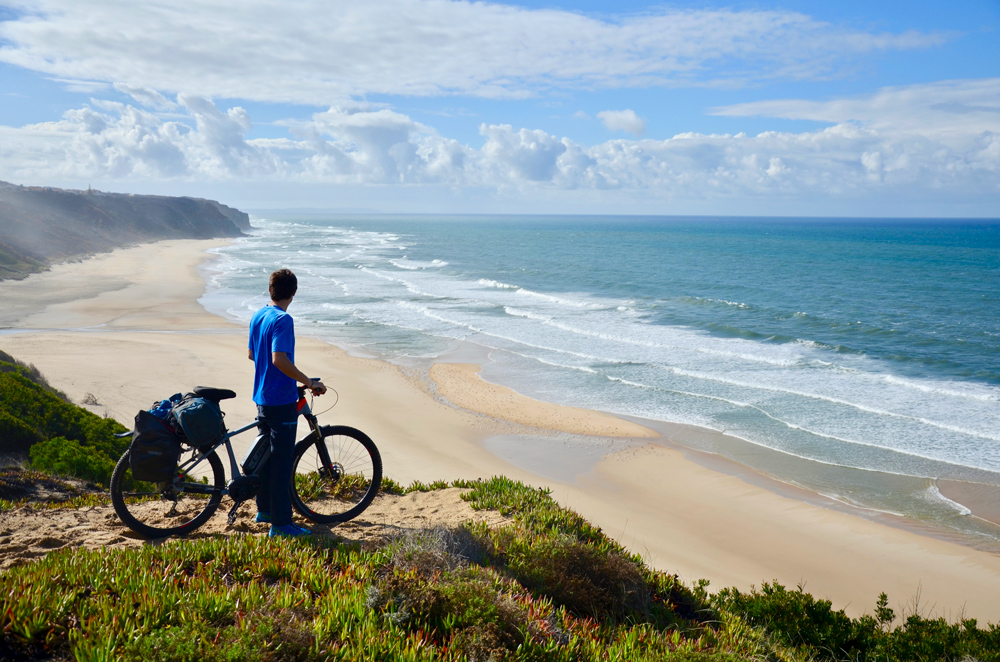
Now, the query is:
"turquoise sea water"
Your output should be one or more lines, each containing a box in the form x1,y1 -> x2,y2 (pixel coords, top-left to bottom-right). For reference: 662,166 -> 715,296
201,215 -> 1000,544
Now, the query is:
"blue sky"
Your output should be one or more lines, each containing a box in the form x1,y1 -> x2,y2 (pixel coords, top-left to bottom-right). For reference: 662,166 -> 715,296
1,0 -> 998,216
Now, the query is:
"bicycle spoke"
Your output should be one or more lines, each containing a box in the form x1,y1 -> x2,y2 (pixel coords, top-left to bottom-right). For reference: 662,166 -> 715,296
291,425 -> 381,523
111,447 -> 225,538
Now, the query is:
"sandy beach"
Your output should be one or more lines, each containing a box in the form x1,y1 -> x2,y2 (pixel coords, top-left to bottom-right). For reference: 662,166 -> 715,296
4,239 -> 1000,622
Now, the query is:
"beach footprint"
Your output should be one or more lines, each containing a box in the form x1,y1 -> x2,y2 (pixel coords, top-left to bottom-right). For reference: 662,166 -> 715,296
35,536 -> 66,549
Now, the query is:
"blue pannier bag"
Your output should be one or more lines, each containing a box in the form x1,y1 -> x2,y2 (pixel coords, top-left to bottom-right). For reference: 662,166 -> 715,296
169,394 -> 226,448
149,393 -> 183,421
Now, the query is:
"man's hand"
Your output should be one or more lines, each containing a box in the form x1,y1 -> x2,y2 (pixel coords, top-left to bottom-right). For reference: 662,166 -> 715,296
272,352 -> 326,395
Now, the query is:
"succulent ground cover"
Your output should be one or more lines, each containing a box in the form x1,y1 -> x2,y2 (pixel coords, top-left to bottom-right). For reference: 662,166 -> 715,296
2,475 -> 999,661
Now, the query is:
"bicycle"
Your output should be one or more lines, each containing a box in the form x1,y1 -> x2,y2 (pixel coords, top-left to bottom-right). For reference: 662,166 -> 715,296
110,381 -> 382,539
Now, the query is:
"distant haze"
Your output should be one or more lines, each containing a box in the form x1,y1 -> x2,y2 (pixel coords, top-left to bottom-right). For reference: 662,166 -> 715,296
0,181 -> 248,280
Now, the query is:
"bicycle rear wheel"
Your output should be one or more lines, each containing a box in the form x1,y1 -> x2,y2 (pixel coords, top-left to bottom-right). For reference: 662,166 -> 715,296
290,425 -> 381,523
110,447 -> 225,538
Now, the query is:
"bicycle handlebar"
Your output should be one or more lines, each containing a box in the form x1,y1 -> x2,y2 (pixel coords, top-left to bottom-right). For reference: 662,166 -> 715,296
297,377 -> 323,397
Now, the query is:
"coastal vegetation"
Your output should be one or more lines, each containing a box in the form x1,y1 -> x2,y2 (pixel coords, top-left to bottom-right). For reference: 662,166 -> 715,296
2,352 -> 999,661
0,349 -> 128,489
2,475 -> 999,661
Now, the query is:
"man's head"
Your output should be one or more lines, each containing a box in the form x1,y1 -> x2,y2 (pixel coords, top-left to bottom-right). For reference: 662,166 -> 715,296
269,268 -> 298,302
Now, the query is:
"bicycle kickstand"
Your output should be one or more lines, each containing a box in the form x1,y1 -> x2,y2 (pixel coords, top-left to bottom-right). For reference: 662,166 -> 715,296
227,501 -> 244,526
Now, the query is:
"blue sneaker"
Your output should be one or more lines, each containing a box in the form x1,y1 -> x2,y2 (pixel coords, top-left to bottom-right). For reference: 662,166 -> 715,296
254,511 -> 272,523
268,523 -> 312,538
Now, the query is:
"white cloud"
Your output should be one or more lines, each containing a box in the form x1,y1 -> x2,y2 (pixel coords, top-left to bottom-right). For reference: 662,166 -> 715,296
306,107 -> 426,182
0,89 -> 996,212
480,125 -> 568,182
0,96 -> 280,181
0,1 -> 948,103
113,83 -> 178,111
713,78 -> 1000,145
46,78 -> 110,94
178,95 -> 277,176
597,109 -> 646,137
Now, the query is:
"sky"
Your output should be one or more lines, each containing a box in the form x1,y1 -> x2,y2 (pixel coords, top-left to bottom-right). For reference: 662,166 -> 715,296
0,0 -> 998,216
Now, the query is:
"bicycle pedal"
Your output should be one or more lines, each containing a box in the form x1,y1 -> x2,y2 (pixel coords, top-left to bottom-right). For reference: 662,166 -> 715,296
227,502 -> 241,526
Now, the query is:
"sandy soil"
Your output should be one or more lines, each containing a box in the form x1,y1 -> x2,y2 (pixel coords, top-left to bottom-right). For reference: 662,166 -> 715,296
4,239 -> 1000,622
0,488 -> 511,572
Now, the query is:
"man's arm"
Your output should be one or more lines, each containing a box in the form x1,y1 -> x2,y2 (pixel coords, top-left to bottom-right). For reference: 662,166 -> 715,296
272,351 -> 327,395
248,348 -> 253,360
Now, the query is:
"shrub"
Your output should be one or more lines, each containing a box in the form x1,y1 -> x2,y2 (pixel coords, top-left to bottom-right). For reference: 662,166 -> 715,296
0,408 -> 40,456
29,437 -> 117,487
712,582 -> 1000,661
875,614 -> 1000,662
389,525 -> 490,576
487,527 -> 651,622
714,582 -> 856,654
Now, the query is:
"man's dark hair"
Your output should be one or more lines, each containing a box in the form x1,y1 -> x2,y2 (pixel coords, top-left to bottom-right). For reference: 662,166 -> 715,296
269,268 -> 298,301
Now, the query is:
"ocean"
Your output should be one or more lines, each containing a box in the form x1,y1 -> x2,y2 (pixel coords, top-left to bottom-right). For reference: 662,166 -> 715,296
200,214 -> 1000,546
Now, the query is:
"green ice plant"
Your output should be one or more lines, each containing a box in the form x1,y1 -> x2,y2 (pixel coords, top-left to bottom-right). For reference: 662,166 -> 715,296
3,476 -> 1000,661
405,479 -> 452,493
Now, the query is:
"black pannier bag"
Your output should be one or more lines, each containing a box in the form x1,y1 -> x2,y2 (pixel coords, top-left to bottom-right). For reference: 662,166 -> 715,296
129,409 -> 182,482
169,394 -> 226,448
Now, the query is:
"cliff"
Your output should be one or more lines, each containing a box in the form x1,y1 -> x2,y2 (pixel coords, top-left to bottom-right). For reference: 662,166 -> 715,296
0,181 -> 251,280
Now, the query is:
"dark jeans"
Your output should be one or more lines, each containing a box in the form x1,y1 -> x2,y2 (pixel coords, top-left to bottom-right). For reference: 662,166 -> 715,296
254,402 -> 298,527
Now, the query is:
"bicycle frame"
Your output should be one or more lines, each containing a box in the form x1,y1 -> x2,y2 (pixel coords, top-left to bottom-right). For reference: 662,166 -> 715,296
176,388 -> 328,506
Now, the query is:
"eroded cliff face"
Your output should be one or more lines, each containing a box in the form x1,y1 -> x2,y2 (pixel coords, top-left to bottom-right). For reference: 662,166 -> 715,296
195,198 -> 253,233
0,182 -> 251,280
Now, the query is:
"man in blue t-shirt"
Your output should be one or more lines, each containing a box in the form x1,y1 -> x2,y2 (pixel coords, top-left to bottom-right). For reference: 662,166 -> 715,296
248,268 -> 327,537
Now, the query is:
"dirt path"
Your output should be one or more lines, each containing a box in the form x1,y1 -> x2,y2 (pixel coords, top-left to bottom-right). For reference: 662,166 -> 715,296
0,488 -> 511,571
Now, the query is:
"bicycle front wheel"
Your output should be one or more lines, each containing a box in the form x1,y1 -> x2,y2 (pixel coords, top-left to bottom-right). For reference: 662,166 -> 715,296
110,447 -> 225,538
291,425 -> 382,523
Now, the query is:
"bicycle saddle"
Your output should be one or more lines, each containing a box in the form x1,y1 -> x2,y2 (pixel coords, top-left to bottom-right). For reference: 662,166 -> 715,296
191,386 -> 237,403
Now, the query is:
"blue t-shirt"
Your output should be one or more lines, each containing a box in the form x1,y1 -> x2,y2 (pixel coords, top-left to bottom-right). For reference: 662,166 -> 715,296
249,305 -> 297,406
